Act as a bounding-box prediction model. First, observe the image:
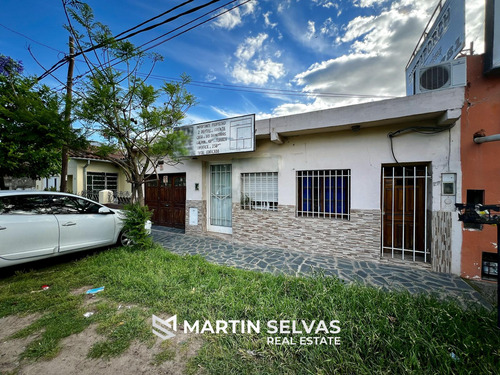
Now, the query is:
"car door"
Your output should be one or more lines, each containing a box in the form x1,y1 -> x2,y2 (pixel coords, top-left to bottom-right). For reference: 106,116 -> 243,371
50,195 -> 117,253
0,194 -> 59,261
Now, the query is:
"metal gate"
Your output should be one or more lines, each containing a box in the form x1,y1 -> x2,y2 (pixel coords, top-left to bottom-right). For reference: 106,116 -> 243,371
209,164 -> 232,234
382,165 -> 431,262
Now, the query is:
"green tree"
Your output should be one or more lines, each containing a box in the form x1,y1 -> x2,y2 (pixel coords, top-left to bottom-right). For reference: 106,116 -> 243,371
66,2 -> 195,205
0,60 -> 85,190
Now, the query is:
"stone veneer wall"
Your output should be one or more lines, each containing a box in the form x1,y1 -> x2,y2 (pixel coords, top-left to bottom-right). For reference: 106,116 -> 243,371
431,211 -> 452,273
232,204 -> 381,261
185,200 -> 206,235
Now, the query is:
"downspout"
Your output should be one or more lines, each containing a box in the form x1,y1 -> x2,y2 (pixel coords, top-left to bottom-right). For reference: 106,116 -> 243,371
82,159 -> 91,193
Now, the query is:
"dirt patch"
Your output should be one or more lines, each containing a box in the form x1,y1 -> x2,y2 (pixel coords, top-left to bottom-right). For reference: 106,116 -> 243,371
0,313 -> 203,375
0,314 -> 41,374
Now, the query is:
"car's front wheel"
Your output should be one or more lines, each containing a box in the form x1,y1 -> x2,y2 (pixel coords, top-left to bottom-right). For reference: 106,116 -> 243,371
118,231 -> 133,247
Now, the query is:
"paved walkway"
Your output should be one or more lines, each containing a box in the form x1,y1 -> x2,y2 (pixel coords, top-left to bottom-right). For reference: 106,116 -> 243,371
152,227 -> 489,308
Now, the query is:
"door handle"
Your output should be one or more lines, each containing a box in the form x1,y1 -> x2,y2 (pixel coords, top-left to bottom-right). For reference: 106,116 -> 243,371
165,204 -> 170,207
62,222 -> 76,227
0,226 -> 6,230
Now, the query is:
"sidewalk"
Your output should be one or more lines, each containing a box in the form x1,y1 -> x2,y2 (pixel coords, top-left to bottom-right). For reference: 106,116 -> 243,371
151,227 -> 489,308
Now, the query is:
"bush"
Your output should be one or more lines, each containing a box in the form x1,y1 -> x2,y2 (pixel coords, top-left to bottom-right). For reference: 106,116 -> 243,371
122,203 -> 153,249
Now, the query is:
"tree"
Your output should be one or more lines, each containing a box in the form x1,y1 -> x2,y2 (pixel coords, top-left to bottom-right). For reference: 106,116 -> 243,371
66,2 -> 195,205
0,56 -> 85,190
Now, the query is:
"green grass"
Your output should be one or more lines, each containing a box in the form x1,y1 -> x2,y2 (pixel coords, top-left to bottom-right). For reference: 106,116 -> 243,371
0,244 -> 499,374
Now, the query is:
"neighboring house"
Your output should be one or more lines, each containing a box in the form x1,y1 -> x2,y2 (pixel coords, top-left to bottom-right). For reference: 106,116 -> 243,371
459,54 -> 500,281
148,87 -> 464,275
36,150 -> 132,202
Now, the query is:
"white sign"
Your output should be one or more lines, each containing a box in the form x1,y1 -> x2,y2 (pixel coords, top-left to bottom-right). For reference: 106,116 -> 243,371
406,0 -> 465,95
182,114 -> 255,156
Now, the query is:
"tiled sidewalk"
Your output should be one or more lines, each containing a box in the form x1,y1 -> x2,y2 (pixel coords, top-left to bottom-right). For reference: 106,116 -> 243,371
152,227 -> 489,308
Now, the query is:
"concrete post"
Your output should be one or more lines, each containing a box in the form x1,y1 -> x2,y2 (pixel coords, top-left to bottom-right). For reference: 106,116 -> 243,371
99,190 -> 114,204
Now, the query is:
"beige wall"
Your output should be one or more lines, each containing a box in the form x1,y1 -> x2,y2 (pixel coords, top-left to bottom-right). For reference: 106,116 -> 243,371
69,159 -> 131,194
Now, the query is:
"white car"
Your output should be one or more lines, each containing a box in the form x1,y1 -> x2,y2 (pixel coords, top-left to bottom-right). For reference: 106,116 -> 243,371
0,191 -> 152,268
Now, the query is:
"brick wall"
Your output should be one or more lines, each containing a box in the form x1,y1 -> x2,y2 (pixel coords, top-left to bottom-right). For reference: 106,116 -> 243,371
232,204 -> 381,261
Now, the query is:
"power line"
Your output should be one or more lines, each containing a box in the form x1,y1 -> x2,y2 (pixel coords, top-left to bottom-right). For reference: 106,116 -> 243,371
39,0 -> 227,80
3,5 -> 396,100
0,23 -> 64,53
2,23 -> 394,100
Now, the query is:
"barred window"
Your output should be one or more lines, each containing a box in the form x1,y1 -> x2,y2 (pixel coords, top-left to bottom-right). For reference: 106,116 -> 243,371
87,172 -> 118,193
241,172 -> 278,211
296,170 -> 350,220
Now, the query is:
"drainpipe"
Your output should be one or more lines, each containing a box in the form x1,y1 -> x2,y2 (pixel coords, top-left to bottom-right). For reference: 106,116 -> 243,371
82,159 -> 91,192
473,134 -> 500,144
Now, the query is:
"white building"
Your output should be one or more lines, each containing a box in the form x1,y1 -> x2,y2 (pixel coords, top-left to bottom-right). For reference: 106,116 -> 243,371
149,87 -> 464,274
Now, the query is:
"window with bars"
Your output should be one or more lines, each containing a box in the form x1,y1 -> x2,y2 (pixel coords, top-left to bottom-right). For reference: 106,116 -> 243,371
241,172 -> 278,211
296,170 -> 350,220
86,172 -> 118,193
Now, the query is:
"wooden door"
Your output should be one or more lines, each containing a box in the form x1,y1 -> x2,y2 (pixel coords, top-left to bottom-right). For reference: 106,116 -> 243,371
145,174 -> 186,228
382,165 -> 428,260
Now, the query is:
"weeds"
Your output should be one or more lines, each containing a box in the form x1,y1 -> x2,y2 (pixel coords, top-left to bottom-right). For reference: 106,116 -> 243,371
0,244 -> 498,374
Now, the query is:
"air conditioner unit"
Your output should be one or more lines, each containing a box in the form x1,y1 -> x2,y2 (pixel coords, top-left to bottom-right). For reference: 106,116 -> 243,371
415,57 -> 467,94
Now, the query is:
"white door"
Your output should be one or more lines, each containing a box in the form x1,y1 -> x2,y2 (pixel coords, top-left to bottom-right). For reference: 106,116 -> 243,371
0,195 -> 59,261
208,164 -> 232,234
50,195 -> 117,252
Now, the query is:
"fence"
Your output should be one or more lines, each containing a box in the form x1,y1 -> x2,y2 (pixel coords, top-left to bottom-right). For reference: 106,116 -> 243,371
80,190 -> 132,206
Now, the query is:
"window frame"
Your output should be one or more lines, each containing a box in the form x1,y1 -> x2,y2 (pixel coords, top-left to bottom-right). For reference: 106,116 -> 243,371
86,172 -> 118,193
240,172 -> 278,211
296,169 -> 351,220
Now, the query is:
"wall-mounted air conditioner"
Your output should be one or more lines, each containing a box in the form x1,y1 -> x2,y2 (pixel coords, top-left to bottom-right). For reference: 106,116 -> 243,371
415,57 -> 467,94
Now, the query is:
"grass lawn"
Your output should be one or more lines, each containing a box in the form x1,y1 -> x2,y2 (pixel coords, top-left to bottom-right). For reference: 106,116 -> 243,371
0,244 -> 499,374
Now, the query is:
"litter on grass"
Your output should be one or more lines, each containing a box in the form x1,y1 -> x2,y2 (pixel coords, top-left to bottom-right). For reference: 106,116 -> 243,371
86,286 -> 105,294
83,312 -> 94,318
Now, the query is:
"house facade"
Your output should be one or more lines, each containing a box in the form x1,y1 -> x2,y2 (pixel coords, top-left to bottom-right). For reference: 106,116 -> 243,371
36,152 -> 131,201
148,87 -> 465,274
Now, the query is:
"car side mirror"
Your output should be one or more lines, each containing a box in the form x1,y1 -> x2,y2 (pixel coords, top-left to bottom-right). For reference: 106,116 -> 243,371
98,207 -> 113,215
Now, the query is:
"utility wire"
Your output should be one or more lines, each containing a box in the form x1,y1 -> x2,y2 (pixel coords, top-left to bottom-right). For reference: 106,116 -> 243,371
39,0 -> 227,80
3,20 -> 395,101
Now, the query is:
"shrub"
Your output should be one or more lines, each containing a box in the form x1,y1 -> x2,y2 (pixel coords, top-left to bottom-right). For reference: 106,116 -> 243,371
122,203 -> 153,249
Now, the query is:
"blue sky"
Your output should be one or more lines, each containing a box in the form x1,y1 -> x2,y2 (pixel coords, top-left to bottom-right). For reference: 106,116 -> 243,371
0,0 -> 485,124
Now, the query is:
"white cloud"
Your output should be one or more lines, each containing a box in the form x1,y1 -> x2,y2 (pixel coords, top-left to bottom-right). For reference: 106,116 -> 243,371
230,33 -> 285,85
277,0 -> 292,13
213,1 -> 258,30
354,0 -> 388,8
320,18 -> 338,37
271,0 -> 484,118
235,33 -> 268,61
263,11 -> 278,28
271,0 -> 437,115
232,59 -> 285,85
312,0 -> 338,9
306,21 -> 316,40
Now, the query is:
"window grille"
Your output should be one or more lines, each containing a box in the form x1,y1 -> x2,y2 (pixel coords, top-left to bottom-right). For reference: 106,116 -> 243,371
296,170 -> 350,220
241,172 -> 278,211
86,172 -> 118,194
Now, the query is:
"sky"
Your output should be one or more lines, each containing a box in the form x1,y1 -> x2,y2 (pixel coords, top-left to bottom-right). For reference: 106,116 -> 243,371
0,0 -> 486,125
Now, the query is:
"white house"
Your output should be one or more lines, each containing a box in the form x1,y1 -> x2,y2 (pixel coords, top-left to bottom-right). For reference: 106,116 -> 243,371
147,87 -> 465,274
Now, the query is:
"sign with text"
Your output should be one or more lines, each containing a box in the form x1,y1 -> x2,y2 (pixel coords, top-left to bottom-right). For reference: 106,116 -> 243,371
182,114 -> 255,156
405,0 -> 465,95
